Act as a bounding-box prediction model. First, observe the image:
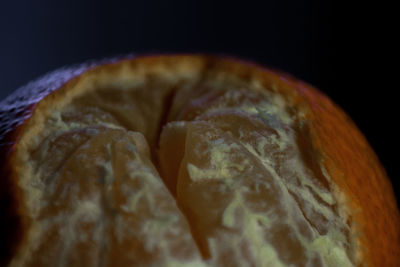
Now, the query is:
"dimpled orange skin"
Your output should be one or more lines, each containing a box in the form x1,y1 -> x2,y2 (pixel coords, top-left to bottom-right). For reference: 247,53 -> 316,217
0,55 -> 399,266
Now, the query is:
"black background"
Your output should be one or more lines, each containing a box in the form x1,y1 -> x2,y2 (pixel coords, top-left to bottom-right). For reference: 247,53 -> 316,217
0,1 -> 398,203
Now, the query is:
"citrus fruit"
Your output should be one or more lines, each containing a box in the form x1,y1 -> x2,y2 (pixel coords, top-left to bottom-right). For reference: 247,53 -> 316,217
0,55 -> 399,266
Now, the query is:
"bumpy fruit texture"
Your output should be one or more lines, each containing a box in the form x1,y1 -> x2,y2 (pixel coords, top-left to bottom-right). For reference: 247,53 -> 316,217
3,56 -> 399,266
160,88 -> 354,266
12,91 -> 204,266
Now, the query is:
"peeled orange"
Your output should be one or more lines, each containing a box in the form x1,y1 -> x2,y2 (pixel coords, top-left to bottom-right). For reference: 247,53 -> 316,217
0,55 -> 399,266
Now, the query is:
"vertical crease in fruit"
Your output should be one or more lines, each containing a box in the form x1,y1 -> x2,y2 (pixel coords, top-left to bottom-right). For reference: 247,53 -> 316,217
153,87 -> 177,166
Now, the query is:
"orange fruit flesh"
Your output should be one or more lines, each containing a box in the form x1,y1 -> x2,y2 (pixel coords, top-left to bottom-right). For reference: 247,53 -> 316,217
6,56 -> 398,266
160,88 -> 354,266
19,128 -> 202,265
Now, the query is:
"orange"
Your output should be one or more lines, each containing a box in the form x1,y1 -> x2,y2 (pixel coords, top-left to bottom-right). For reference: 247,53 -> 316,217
0,55 -> 399,266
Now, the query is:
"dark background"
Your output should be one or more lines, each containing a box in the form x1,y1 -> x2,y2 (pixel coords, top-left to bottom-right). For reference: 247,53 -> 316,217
0,1 -> 398,203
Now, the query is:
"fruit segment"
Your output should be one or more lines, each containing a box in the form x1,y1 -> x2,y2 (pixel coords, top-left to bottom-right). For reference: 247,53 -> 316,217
158,88 -> 355,266
12,120 -> 203,265
14,127 -> 203,266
